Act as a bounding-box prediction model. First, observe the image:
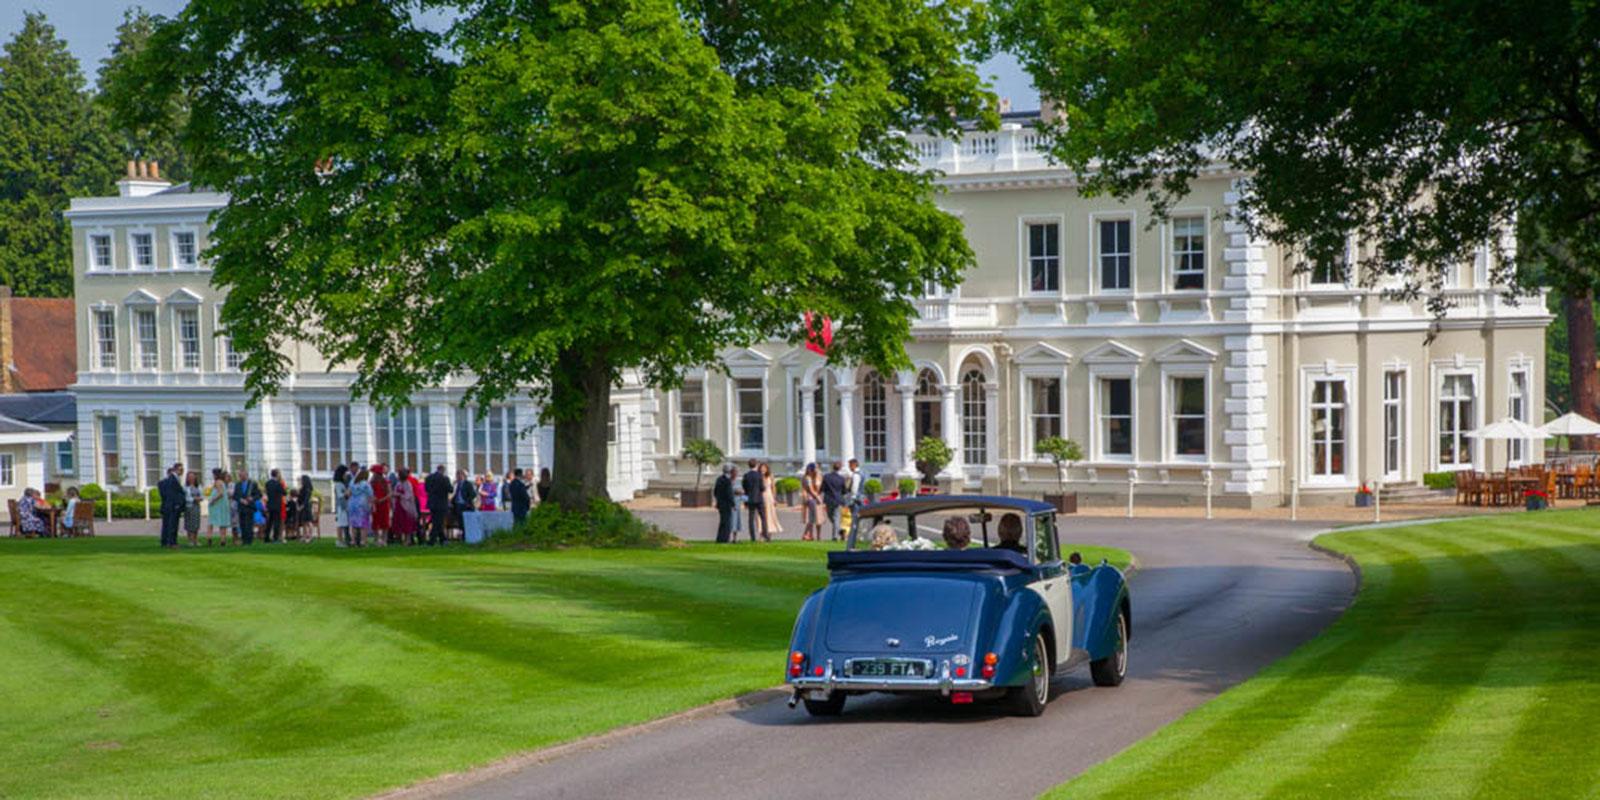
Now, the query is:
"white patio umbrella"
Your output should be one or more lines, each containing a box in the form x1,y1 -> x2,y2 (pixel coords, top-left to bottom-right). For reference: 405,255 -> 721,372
1538,411 -> 1600,462
1537,411 -> 1600,438
1468,418 -> 1547,440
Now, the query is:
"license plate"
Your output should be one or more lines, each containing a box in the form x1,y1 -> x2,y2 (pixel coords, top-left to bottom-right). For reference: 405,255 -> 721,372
849,659 -> 929,678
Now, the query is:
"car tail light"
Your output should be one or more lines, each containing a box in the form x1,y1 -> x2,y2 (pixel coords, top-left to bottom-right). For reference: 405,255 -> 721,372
951,692 -> 973,704
789,652 -> 805,677
981,664 -> 995,678
813,665 -> 824,676
955,666 -> 967,677
981,652 -> 997,679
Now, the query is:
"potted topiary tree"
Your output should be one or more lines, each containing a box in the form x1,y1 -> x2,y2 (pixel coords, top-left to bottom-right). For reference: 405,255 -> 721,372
1036,436 -> 1083,513
913,436 -> 953,488
775,476 -> 802,505
862,478 -> 883,504
680,438 -> 724,508
897,477 -> 919,499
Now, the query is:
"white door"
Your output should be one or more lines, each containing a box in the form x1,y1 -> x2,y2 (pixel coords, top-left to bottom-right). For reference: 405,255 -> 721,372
1026,514 -> 1073,666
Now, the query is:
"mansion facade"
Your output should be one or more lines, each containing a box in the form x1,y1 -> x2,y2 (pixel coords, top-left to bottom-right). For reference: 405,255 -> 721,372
641,115 -> 1551,507
65,167 -> 648,498
65,112 -> 1550,509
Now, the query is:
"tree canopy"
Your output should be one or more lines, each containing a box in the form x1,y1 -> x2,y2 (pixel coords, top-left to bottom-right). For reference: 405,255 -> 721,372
98,6 -> 191,183
0,13 -> 118,297
124,0 -> 995,507
996,0 -> 1599,298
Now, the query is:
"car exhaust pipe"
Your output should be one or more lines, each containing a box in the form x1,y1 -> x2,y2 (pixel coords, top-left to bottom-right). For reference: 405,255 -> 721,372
788,689 -> 802,708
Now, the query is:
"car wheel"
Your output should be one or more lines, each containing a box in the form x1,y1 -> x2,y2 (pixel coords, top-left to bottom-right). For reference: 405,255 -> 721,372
1008,632 -> 1051,717
1090,606 -> 1129,687
802,692 -> 847,717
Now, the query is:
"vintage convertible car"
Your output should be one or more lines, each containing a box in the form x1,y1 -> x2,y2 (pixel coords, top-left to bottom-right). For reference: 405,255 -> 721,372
785,495 -> 1129,717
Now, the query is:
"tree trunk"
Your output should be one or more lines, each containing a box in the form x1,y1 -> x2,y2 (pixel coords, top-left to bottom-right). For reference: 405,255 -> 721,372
1567,292 -> 1600,452
549,348 -> 613,512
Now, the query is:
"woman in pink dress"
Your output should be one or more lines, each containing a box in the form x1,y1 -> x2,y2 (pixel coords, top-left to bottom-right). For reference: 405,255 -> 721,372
370,464 -> 392,545
391,467 -> 421,545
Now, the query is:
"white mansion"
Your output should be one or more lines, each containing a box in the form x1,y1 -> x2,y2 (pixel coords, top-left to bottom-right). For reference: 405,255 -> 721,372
67,114 -> 1550,507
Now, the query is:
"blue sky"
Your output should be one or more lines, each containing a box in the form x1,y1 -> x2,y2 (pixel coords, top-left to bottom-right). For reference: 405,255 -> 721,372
2,1 -> 1040,108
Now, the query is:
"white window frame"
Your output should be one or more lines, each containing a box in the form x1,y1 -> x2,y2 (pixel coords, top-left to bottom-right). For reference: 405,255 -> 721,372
375,406 -> 432,472
453,405 -> 518,477
214,304 -> 243,372
1022,373 -> 1066,461
131,307 -> 160,371
97,414 -> 122,485
173,306 -> 201,371
90,305 -> 117,371
127,229 -> 156,271
1381,364 -> 1410,481
179,415 -> 204,474
137,414 -> 162,489
300,404 -> 353,476
1507,360 -> 1535,466
222,415 -> 248,475
959,368 -> 989,466
54,438 -> 75,476
0,453 -> 13,488
169,228 -> 200,270
677,377 -> 707,448
1300,363 -> 1358,488
861,371 -> 890,465
1018,214 -> 1065,297
1306,236 -> 1353,288
1164,210 -> 1209,292
732,376 -> 767,455
1089,211 -> 1136,294
1162,369 -> 1210,462
1089,367 -> 1137,461
1431,359 -> 1483,472
88,231 -> 115,271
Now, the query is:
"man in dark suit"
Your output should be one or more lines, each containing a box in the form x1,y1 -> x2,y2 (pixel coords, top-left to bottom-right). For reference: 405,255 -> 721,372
821,461 -> 848,541
263,469 -> 287,543
741,459 -> 766,542
713,465 -> 737,543
424,465 -> 453,546
506,468 -> 532,526
233,469 -> 260,544
157,463 -> 185,549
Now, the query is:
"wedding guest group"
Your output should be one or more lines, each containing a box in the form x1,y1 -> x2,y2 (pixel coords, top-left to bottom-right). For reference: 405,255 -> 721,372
711,458 -> 864,544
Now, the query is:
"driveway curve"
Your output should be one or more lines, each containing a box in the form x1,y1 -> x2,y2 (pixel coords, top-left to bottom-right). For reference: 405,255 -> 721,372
415,515 -> 1354,800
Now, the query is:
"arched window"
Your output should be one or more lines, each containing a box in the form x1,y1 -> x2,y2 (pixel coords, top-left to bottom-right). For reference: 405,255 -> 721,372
862,372 -> 888,463
914,369 -> 942,444
961,369 -> 987,465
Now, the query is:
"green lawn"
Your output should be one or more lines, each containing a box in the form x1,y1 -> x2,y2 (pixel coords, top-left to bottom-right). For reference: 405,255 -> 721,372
0,536 -> 1129,799
1048,509 -> 1600,799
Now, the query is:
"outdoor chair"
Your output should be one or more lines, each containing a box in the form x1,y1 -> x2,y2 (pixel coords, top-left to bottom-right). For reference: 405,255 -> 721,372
70,501 -> 97,537
6,499 -> 18,537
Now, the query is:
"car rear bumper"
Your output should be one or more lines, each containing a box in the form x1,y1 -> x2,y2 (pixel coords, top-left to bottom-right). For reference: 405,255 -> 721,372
787,658 -> 995,695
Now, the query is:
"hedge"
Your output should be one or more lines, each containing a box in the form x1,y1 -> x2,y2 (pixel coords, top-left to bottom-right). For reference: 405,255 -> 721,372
1422,471 -> 1457,490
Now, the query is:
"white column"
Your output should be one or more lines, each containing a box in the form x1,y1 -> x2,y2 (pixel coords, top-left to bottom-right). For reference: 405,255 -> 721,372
898,381 -> 917,476
836,384 -> 857,463
800,386 -> 817,468
984,383 -> 1001,475
941,385 -> 962,477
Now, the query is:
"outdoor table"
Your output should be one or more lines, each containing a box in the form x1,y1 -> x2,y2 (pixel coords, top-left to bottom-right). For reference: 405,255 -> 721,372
38,507 -> 62,536
462,510 -> 515,544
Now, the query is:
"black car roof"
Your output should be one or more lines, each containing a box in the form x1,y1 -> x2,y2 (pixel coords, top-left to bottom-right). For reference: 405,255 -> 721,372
856,494 -> 1055,517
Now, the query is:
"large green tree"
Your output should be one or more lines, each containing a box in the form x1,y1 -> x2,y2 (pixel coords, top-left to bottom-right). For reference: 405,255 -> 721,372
997,0 -> 1600,421
0,13 -> 118,297
123,0 -> 993,508
97,6 -> 191,183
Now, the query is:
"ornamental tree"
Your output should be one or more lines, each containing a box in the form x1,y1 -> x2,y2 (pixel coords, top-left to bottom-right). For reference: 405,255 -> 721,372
997,0 -> 1600,432
120,0 -> 994,509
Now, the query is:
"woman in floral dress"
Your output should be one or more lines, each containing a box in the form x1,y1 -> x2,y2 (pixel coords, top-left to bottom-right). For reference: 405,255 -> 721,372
347,468 -> 373,547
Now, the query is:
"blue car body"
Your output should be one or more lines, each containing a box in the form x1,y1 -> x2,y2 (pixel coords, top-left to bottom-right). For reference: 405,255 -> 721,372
785,495 -> 1130,716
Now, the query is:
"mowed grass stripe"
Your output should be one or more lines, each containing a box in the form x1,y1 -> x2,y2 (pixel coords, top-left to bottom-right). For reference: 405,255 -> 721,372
0,536 -> 1130,799
1054,532 -> 1430,799
1467,527 -> 1600,799
1050,510 -> 1600,800
1259,529 -> 1527,799
1391,527 -> 1595,799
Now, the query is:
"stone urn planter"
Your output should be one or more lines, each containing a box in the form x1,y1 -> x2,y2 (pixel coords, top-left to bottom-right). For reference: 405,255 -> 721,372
1043,492 -> 1078,514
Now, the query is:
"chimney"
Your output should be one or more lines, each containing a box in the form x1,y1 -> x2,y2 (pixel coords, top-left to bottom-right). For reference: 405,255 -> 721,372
0,286 -> 13,394
117,159 -> 171,198
998,97 -> 1012,114
1039,95 -> 1065,124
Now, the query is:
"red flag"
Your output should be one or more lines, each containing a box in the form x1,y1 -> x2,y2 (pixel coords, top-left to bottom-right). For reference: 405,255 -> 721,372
803,311 -> 833,356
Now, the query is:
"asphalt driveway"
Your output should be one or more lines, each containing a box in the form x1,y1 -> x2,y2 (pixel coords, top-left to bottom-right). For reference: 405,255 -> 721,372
408,513 -> 1354,800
